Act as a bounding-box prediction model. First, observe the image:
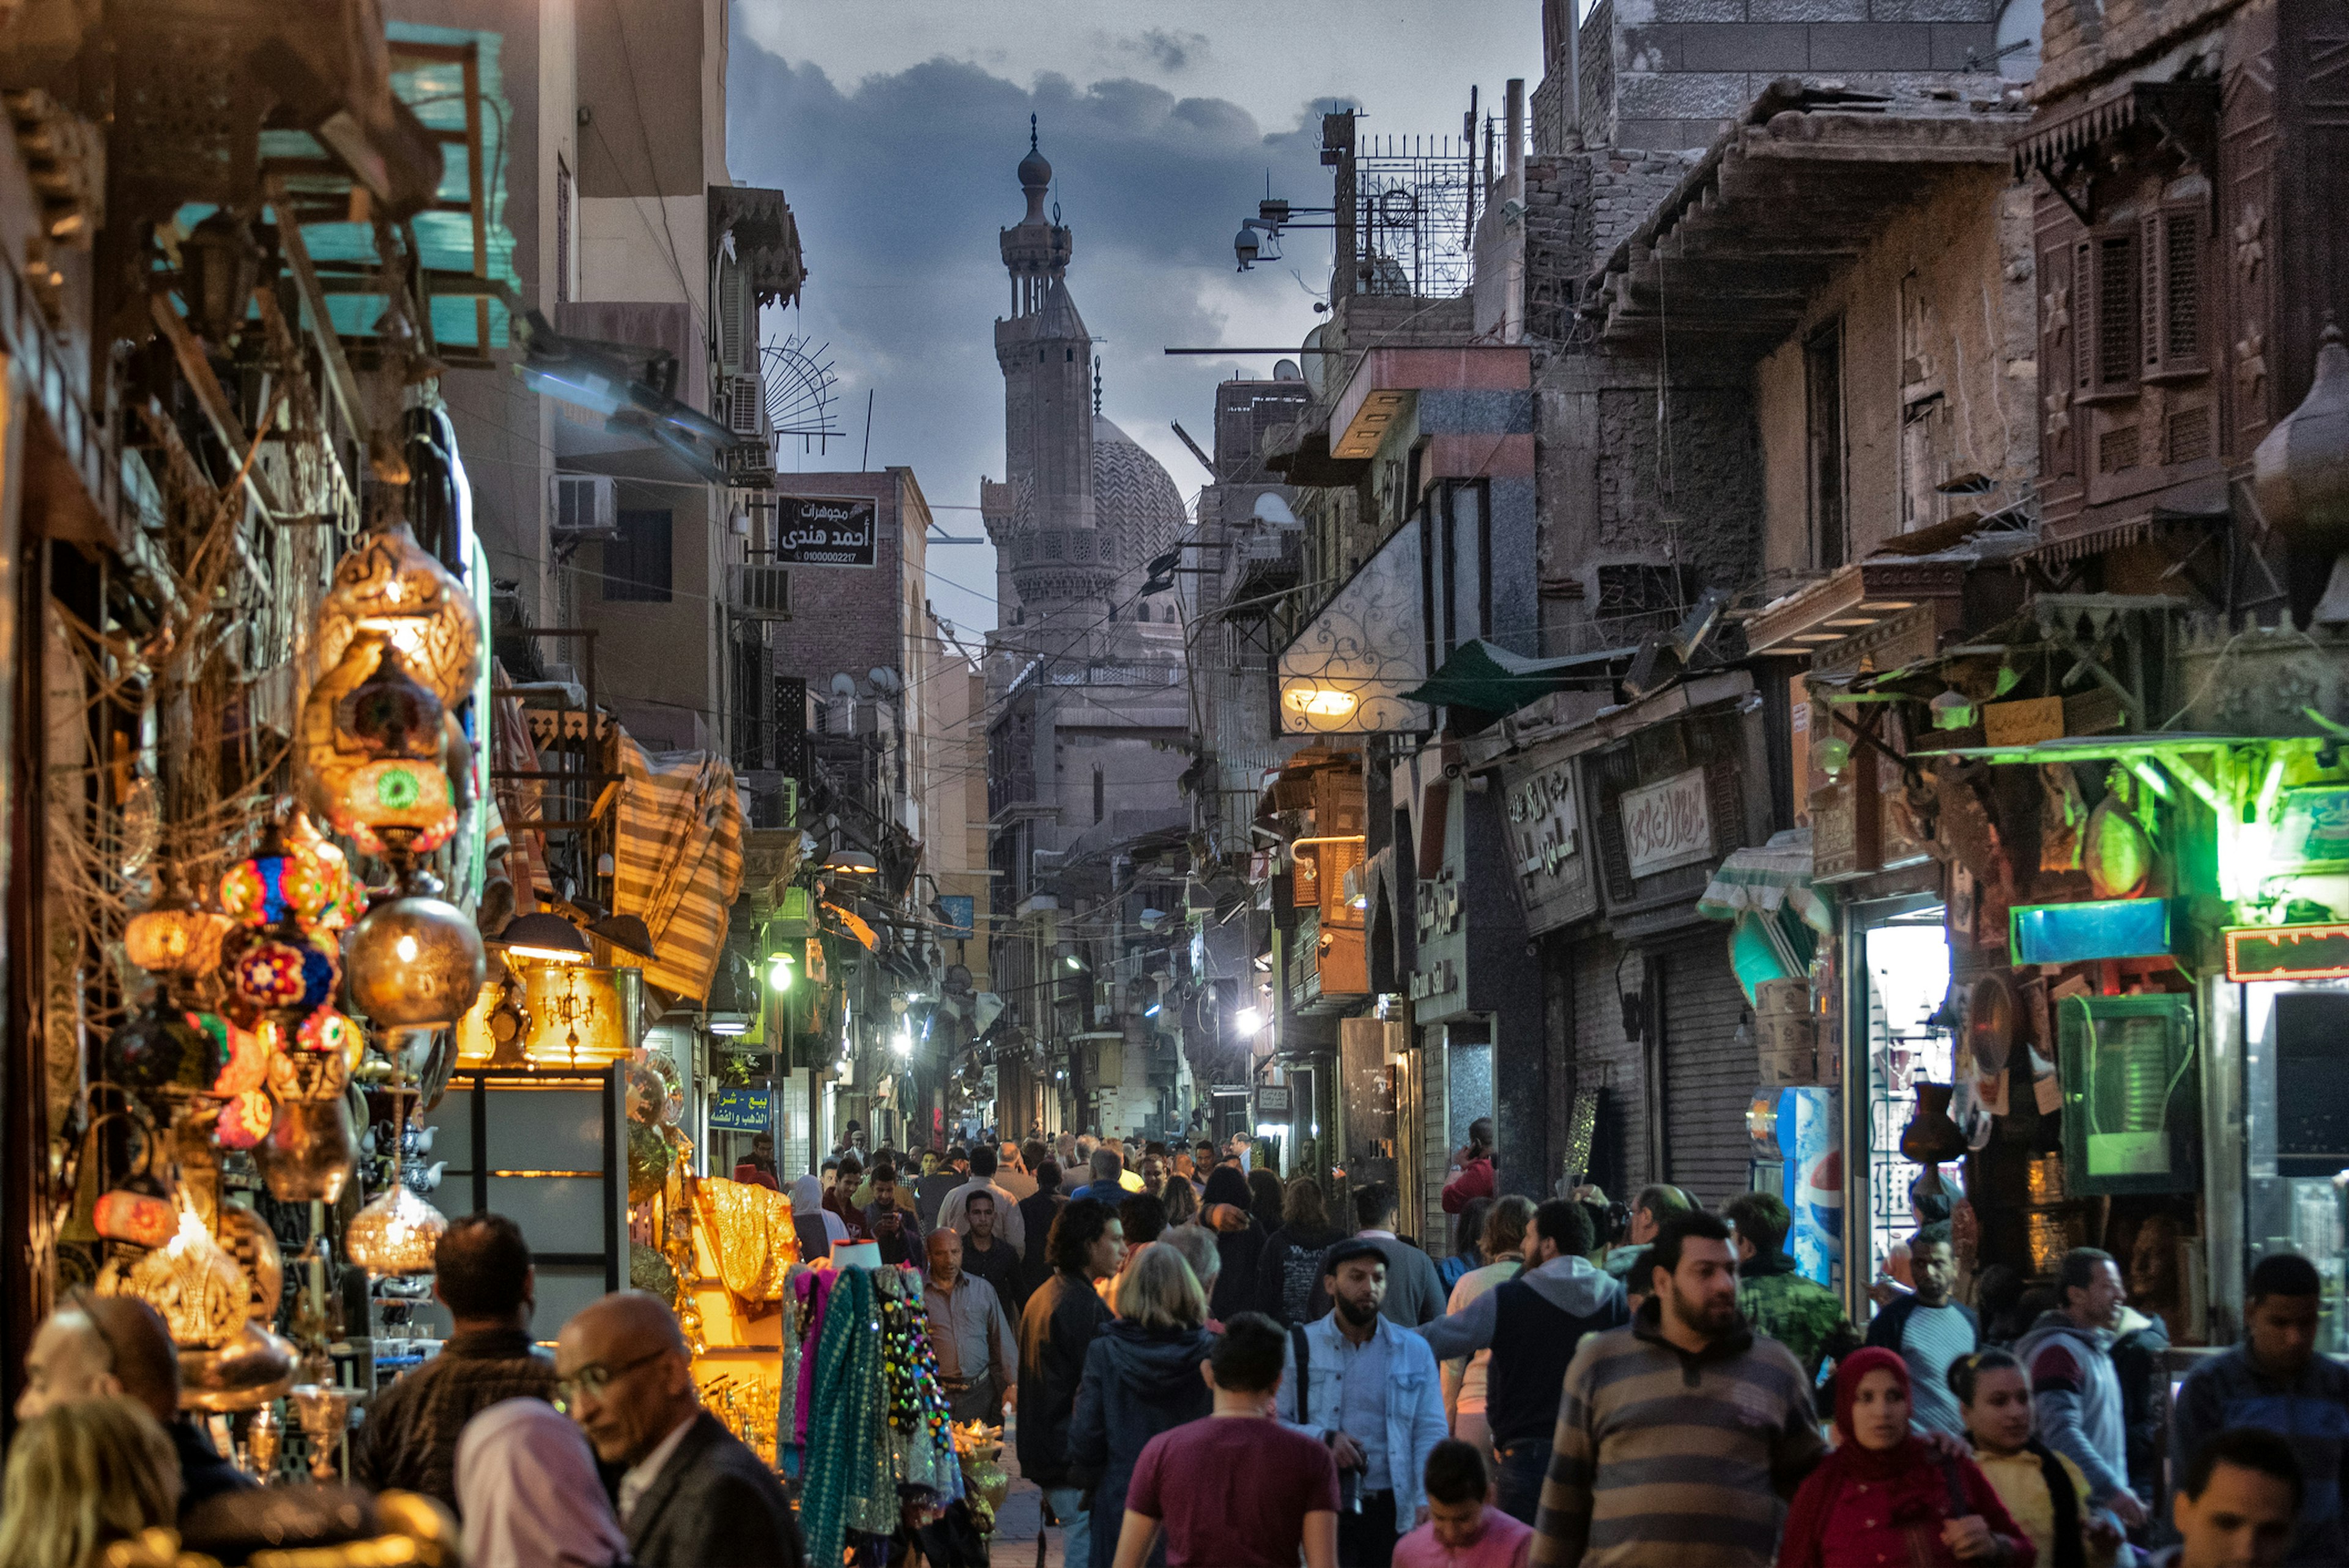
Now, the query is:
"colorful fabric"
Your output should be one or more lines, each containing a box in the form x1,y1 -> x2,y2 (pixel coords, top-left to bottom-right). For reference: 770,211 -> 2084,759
611,734 -> 743,1001
800,1267 -> 896,1564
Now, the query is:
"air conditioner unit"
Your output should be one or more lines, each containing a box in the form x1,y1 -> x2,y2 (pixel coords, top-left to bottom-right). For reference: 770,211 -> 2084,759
551,474 -> 618,540
725,373 -> 765,438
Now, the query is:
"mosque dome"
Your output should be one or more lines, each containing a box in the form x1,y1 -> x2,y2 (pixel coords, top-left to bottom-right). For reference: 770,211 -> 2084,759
1093,415 -> 1185,572
1019,142 -> 1051,191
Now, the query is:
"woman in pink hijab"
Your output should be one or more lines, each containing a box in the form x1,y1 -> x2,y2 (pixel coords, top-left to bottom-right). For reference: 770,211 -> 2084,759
456,1397 -> 628,1568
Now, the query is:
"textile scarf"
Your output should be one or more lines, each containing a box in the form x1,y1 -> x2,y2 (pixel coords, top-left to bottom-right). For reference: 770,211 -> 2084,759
800,1268 -> 900,1564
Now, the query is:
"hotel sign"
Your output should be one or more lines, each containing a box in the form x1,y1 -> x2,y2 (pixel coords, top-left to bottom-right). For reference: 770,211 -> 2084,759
1620,767 -> 1714,879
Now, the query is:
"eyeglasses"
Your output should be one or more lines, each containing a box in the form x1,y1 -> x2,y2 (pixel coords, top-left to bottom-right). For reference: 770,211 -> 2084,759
554,1347 -> 670,1408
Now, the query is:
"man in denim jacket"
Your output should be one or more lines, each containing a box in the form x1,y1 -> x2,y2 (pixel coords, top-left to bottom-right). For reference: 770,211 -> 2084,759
1277,1238 -> 1450,1568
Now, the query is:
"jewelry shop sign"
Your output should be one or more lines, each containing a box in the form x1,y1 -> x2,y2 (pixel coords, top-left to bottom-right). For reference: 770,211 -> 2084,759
1620,766 -> 1714,879
1497,745 -> 1597,936
774,494 -> 879,567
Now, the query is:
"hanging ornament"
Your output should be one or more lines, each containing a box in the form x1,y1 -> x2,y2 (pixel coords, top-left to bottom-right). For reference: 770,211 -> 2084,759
346,1183 -> 447,1276
102,1000 -> 226,1104
299,629 -> 466,865
101,1201 -> 248,1350
331,759 -> 460,859
2085,772 -> 2154,900
314,520 -> 483,708
254,1093 -> 357,1203
347,871 -> 486,1031
188,1011 -> 267,1098
217,824 -> 338,928
221,924 -> 342,1023
217,1089 -> 273,1151
283,810 -> 360,931
125,869 -> 232,978
295,1008 -> 366,1073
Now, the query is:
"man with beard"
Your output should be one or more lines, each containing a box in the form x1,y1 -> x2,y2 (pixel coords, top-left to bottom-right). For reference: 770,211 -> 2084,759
1278,1240 -> 1448,1568
1529,1211 -> 1825,1568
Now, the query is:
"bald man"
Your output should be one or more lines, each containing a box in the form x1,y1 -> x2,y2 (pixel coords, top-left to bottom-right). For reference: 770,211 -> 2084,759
557,1290 -> 804,1568
18,1293 -> 252,1514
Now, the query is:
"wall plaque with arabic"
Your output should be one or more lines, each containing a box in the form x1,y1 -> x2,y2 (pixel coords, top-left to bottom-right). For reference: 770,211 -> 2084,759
774,494 -> 878,567
1619,766 -> 1714,879
1498,746 -> 1597,934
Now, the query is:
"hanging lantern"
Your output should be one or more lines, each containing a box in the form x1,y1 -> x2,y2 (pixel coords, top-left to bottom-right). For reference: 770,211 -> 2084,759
347,875 -> 486,1031
221,924 -> 341,1022
180,211 -> 262,345
102,1001 -> 226,1103
338,644 -> 443,760
266,1041 -> 349,1104
330,759 -> 461,860
344,1185 -> 447,1278
217,827 -> 340,928
295,1007 -> 366,1073
186,1011 -> 267,1098
125,893 -> 231,978
180,1322 -> 297,1413
216,1089 -> 273,1151
314,520 -> 483,708
102,1202 -> 248,1350
254,1095 -> 357,1202
283,810 -> 360,931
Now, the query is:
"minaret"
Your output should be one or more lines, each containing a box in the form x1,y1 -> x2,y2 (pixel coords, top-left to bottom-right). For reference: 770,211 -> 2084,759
988,119 -> 1104,638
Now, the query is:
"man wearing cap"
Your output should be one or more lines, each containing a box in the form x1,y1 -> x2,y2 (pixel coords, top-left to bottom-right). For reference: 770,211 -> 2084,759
1277,1238 -> 1449,1568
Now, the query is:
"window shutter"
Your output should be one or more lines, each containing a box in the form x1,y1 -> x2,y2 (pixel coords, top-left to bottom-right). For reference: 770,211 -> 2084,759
2095,232 -> 2138,391
2162,208 -> 2201,364
2141,213 -> 2165,374
717,256 -> 746,371
2073,240 -> 2095,396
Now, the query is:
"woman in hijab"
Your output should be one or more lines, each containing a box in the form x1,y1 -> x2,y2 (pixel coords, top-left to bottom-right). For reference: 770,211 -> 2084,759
456,1399 -> 628,1568
1780,1347 -> 2031,1567
1198,1166 -> 1266,1324
792,1172 -> 848,1259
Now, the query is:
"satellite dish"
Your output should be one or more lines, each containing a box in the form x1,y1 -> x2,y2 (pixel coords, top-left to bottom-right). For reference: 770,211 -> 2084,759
1274,358 -> 1304,381
829,673 -> 858,697
868,667 -> 902,696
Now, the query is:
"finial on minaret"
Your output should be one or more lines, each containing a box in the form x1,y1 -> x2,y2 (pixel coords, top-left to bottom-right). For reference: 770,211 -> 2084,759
1030,114 -> 1039,153
1093,359 -> 1103,418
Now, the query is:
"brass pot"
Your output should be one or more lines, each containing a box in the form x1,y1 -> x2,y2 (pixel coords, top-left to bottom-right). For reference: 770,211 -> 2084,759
256,1095 -> 356,1203
180,1322 -> 298,1413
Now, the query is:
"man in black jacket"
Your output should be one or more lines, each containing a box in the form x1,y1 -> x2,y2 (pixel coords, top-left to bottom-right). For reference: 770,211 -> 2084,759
1016,1158 -> 1068,1300
1416,1199 -> 1630,1523
351,1212 -> 558,1511
1017,1196 -> 1124,1568
558,1290 -> 804,1568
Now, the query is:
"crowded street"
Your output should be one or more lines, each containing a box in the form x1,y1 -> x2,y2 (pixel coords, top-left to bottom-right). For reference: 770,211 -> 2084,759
0,1 -> 2343,1566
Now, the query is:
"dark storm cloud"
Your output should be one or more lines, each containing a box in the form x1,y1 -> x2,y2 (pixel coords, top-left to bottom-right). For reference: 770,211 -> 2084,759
1123,28 -> 1209,72
727,38 -> 1338,631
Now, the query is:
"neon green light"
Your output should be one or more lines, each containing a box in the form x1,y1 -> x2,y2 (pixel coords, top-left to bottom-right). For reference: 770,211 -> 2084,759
2257,751 -> 2288,824
2125,760 -> 2172,804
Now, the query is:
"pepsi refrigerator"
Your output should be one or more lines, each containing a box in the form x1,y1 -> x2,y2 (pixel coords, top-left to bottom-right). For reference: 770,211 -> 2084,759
1746,1085 -> 1842,1290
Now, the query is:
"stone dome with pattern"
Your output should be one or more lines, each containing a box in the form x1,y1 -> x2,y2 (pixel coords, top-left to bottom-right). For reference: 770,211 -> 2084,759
1093,415 -> 1184,573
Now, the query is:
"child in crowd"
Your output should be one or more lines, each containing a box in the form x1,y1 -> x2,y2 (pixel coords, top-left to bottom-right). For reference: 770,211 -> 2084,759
1953,1348 -> 2123,1568
1392,1440 -> 1532,1568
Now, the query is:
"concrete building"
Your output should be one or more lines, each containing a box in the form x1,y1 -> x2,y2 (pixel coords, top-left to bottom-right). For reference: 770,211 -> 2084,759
980,130 -> 1193,1139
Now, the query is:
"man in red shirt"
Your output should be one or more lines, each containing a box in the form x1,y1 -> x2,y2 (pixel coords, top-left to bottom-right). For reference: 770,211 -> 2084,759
1115,1312 -> 1339,1568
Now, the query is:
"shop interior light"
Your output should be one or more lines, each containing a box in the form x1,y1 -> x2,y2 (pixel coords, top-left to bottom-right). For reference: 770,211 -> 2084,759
498,912 -> 593,965
1233,1005 -> 1265,1035
823,846 -> 879,874
1283,686 -> 1359,718
708,1015 -> 751,1037
892,1029 -> 913,1058
766,954 -> 796,992
1143,1002 -> 1161,1018
587,911 -> 658,961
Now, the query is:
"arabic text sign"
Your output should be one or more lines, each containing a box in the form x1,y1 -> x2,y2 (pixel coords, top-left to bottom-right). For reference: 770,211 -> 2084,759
1620,766 -> 1714,879
774,495 -> 879,568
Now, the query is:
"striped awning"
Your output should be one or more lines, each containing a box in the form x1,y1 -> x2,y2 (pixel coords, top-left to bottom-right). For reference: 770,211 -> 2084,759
1698,827 -> 1833,934
612,735 -> 744,1003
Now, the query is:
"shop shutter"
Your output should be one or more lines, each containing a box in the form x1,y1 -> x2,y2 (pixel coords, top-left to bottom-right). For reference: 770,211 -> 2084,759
1573,937 -> 1646,1196
1418,1038 -> 1449,1249
1658,928 -> 1754,1207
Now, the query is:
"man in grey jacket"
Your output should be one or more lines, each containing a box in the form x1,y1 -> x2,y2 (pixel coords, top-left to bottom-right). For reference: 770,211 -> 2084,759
2016,1246 -> 2149,1530
1417,1199 -> 1630,1523
1354,1182 -> 1447,1327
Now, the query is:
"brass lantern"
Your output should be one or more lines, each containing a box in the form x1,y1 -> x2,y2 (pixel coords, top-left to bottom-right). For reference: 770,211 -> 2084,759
347,874 -> 487,1031
344,1185 -> 447,1278
254,1093 -> 357,1203
100,1203 -> 248,1350
315,521 -> 483,708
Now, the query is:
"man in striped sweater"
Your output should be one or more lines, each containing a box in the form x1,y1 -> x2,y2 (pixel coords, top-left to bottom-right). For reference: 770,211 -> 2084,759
1529,1210 -> 1825,1568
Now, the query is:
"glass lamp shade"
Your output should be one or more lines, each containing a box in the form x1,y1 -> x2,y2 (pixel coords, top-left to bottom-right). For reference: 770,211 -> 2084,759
221,925 -> 341,1021
254,1093 -> 356,1202
295,1008 -> 366,1073
103,1204 -> 248,1349
337,644 -> 443,760
328,758 -> 459,859
519,963 -> 641,1068
348,892 -> 488,1030
218,844 -> 340,929
283,810 -> 360,931
125,903 -> 230,976
179,1322 -> 297,1412
266,1036 -> 349,1103
216,1089 -> 273,1151
344,1184 -> 446,1277
187,1011 -> 265,1097
103,1002 -> 226,1101
316,521 -> 483,708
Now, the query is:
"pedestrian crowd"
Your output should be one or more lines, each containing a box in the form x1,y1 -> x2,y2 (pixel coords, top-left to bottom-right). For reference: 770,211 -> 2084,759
0,1122 -> 2329,1568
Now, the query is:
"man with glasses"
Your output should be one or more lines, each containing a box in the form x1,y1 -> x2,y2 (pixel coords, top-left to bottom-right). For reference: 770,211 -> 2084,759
352,1211 -> 557,1511
557,1290 -> 803,1567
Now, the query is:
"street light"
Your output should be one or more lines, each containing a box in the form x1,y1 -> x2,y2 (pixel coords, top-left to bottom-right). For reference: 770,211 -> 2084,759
766,953 -> 796,992
1233,1005 -> 1264,1036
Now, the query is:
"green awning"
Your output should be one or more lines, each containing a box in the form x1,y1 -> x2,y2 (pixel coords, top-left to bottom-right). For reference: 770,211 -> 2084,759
1398,639 -> 1631,730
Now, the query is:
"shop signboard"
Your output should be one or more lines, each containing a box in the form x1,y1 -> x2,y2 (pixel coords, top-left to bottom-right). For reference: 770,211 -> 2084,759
707,1086 -> 774,1132
2224,923 -> 2349,981
1498,744 -> 1598,935
1257,1085 -> 1292,1115
937,895 -> 976,940
1620,767 -> 1714,879
773,495 -> 879,567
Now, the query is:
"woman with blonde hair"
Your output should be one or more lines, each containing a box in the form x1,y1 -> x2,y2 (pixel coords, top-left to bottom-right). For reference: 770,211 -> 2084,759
1159,1174 -> 1199,1229
0,1397 -> 179,1568
1066,1245 -> 1215,1568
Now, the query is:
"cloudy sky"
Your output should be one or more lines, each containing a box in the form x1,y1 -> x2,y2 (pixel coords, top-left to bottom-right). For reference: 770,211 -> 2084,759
727,1 -> 1544,633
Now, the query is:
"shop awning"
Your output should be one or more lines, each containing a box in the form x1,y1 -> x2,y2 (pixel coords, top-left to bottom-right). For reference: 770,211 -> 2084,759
1699,827 -> 1831,999
1398,638 -> 1631,730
